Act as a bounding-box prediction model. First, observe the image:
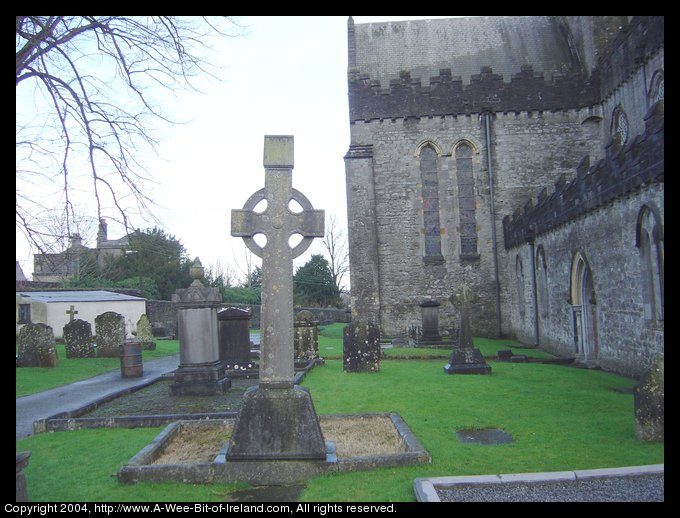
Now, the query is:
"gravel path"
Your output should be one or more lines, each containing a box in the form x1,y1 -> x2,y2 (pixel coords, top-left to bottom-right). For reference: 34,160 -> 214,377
437,474 -> 664,502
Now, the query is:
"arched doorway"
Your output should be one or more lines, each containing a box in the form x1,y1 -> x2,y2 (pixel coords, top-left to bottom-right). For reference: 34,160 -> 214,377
570,252 -> 598,362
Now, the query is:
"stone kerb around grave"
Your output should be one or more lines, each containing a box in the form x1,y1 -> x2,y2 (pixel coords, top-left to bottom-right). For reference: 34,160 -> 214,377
17,322 -> 58,368
95,311 -> 127,358
63,318 -> 95,358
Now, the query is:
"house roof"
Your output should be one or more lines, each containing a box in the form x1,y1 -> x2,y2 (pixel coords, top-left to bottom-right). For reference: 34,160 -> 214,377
16,290 -> 145,303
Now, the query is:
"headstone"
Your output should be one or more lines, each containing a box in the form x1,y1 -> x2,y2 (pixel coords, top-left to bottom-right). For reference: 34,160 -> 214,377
94,311 -> 126,358
17,323 -> 58,368
634,353 -> 664,442
419,300 -> 443,344
16,451 -> 31,502
135,314 -> 156,350
294,310 -> 319,361
63,318 -> 95,358
65,305 -> 79,322
227,135 -> 327,461
444,284 -> 491,375
343,321 -> 381,372
171,258 -> 231,396
218,306 -> 256,373
497,349 -> 514,361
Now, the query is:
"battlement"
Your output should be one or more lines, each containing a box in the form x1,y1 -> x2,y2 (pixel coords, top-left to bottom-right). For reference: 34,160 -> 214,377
502,101 -> 663,249
348,65 -> 599,121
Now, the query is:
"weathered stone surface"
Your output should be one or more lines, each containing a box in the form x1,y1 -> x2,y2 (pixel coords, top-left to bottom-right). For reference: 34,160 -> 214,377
227,135 -> 327,462
227,386 -> 327,461
17,323 -> 58,368
343,321 -> 381,372
294,310 -> 319,360
634,354 -> 664,442
135,314 -> 156,350
418,300 -> 443,344
444,348 -> 492,374
95,312 -> 126,358
63,318 -> 94,358
218,307 -> 254,372
171,258 -> 230,396
16,451 -> 31,502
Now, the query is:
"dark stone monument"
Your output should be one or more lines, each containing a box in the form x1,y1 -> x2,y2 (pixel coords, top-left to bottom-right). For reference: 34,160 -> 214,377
95,311 -> 126,358
343,321 -> 381,372
444,284 -> 491,375
228,135 -> 328,461
16,451 -> 31,502
218,306 -> 256,374
294,310 -> 319,361
419,299 -> 443,344
17,323 -> 58,368
171,258 -> 231,396
63,318 -> 95,358
634,353 -> 664,442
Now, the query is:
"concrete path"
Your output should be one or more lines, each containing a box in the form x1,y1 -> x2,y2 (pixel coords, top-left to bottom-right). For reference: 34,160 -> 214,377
16,354 -> 180,440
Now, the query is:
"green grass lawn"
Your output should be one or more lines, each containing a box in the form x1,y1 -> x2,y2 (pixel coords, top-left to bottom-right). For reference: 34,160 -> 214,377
16,324 -> 664,502
15,340 -> 180,397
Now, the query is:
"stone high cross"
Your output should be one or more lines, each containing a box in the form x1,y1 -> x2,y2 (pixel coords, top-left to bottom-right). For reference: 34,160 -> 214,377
65,305 -> 79,322
231,135 -> 324,389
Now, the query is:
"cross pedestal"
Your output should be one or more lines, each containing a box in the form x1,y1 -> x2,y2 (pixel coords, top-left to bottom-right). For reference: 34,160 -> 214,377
444,283 -> 492,375
227,136 -> 328,461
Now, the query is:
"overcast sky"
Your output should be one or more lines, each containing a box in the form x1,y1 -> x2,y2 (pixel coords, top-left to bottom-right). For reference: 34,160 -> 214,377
16,16 -> 454,288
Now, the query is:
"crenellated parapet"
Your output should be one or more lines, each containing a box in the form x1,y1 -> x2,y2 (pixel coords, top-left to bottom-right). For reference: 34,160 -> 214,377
348,65 -> 599,122
503,101 -> 663,249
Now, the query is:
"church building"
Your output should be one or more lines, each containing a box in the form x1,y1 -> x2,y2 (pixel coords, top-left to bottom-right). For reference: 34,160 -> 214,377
344,16 -> 663,377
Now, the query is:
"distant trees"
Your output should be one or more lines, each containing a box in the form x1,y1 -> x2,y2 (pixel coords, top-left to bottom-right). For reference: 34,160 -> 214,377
16,16 -> 242,256
293,254 -> 341,307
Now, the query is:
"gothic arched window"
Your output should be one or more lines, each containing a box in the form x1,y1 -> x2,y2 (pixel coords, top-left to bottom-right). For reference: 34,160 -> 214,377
536,245 -> 549,320
516,255 -> 526,319
455,142 -> 478,258
612,106 -> 629,146
650,70 -> 664,104
420,144 -> 443,261
637,205 -> 664,321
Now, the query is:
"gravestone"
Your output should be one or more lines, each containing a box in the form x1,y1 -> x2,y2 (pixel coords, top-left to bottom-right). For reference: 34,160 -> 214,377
634,353 -> 664,442
135,314 -> 156,350
419,300 -> 443,344
16,451 -> 31,502
95,311 -> 126,358
294,310 -> 319,361
343,321 -> 381,372
17,323 -> 58,367
444,284 -> 491,374
171,258 -> 231,396
218,306 -> 256,373
63,318 -> 95,358
65,304 -> 79,322
228,135 -> 327,461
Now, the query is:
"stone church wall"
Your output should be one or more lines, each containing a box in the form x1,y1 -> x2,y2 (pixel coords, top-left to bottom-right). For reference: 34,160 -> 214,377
506,182 -> 663,378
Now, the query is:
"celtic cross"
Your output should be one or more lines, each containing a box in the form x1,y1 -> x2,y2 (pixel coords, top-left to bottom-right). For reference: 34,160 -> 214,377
231,136 -> 324,389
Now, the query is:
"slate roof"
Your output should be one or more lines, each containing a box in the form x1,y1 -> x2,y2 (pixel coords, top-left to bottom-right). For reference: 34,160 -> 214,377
351,16 -> 575,87
16,290 -> 144,303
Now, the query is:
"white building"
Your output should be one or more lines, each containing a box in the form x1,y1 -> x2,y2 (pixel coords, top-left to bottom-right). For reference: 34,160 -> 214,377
16,290 -> 146,339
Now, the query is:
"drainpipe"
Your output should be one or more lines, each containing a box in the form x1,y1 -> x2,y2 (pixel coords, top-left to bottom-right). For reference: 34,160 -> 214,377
483,111 -> 502,337
528,235 -> 540,346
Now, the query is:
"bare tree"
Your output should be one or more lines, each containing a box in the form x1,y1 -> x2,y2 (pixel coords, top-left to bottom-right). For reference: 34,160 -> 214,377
321,213 -> 349,294
16,16 -> 242,255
